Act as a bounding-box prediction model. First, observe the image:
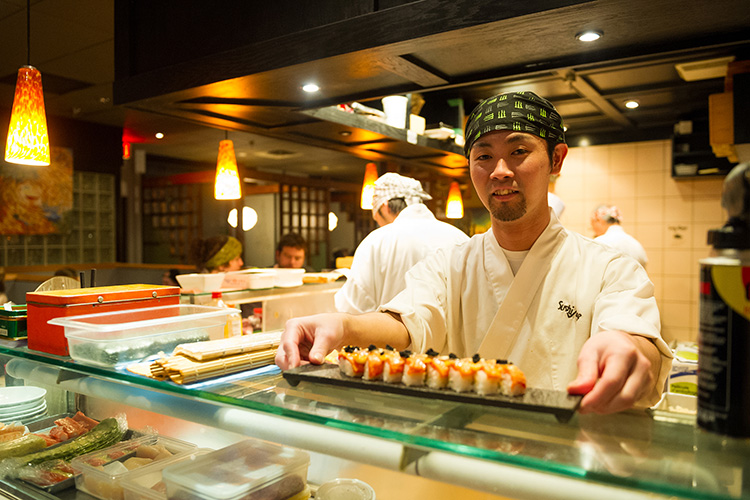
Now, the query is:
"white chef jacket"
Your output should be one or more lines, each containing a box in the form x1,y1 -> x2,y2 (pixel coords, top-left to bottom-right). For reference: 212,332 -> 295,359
381,212 -> 671,404
335,203 -> 469,314
594,225 -> 648,268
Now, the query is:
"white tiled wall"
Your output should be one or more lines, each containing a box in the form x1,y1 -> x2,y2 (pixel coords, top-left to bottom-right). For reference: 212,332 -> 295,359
554,140 -> 726,344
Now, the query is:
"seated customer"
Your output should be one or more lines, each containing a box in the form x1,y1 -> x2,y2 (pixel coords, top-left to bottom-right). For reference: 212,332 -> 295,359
190,235 -> 244,273
275,233 -> 310,270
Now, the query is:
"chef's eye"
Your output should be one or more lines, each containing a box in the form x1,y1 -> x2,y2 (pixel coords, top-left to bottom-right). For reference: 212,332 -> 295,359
512,148 -> 529,156
474,153 -> 491,161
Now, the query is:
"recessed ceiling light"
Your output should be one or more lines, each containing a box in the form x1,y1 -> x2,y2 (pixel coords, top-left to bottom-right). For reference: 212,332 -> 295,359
339,130 -> 352,137
576,30 -> 602,42
302,83 -> 320,93
155,132 -> 164,139
624,99 -> 640,109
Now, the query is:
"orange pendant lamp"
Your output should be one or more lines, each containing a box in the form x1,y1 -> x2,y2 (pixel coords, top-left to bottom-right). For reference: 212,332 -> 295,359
5,1 -> 49,166
445,181 -> 464,219
360,162 -> 378,209
214,133 -> 242,200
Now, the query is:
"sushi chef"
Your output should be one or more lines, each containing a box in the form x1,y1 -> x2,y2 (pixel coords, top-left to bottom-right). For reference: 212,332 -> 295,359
276,91 -> 672,415
334,172 -> 469,314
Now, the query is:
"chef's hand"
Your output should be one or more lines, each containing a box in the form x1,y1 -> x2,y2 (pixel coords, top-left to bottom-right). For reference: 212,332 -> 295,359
275,313 -> 347,370
567,330 -> 659,415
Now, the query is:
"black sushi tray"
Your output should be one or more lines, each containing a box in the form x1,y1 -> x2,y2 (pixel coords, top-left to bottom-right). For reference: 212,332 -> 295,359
283,363 -> 582,423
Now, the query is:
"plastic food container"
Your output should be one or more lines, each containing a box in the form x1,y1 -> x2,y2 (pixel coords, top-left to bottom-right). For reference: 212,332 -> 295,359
175,273 -> 225,293
316,478 -> 376,500
122,448 -> 213,500
72,434 -> 197,500
222,271 -> 275,290
162,439 -> 309,500
50,305 -> 236,368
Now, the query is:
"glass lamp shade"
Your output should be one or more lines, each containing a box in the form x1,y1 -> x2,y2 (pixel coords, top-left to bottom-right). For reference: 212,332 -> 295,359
214,139 -> 242,200
5,66 -> 50,166
445,181 -> 464,219
360,162 -> 378,210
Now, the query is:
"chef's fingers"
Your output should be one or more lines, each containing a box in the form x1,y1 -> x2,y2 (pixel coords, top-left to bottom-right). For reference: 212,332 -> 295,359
307,342 -> 327,365
275,341 -> 300,370
567,351 -> 599,396
577,353 -> 631,414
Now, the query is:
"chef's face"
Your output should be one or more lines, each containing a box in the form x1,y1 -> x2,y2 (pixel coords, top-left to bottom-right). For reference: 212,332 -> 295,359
469,131 -> 565,225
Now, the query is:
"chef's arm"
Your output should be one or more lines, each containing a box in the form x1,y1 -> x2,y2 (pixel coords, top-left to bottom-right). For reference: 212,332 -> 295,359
342,311 -> 411,351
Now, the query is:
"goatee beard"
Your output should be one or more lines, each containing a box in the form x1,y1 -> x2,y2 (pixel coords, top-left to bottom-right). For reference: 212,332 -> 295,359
488,196 -> 526,222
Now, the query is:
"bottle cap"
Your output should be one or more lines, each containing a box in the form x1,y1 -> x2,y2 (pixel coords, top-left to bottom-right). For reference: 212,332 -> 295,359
211,291 -> 222,298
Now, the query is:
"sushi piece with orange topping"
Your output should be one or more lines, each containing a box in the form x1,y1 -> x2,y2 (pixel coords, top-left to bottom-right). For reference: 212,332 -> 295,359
338,345 -> 367,378
402,351 -> 428,387
363,345 -> 386,381
382,345 -> 404,384
496,360 -> 527,396
449,354 -> 479,393
425,348 -> 453,389
474,358 -> 502,395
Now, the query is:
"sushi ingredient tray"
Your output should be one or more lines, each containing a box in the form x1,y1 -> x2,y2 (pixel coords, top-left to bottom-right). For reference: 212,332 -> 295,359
283,363 -> 582,423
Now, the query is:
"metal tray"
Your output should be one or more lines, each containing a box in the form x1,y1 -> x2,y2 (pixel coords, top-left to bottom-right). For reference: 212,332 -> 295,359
283,363 -> 582,423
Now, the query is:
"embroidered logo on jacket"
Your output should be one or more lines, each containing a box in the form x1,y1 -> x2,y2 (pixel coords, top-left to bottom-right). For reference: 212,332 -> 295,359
558,301 -> 582,321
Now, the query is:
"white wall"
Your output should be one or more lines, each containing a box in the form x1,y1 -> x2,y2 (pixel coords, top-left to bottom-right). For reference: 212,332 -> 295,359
555,139 -> 726,344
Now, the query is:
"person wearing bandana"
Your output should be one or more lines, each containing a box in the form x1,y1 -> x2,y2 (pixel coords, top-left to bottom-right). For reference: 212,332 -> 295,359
276,91 -> 672,415
334,173 -> 469,314
190,235 -> 244,273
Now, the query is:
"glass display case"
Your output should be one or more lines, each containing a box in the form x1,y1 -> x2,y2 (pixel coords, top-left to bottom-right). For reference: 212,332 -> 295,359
0,342 -> 747,500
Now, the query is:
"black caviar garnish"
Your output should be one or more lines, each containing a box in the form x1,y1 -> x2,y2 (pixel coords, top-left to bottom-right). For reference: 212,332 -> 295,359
385,344 -> 394,351
344,345 -> 356,353
426,348 -> 439,357
496,359 -> 507,364
472,353 -> 481,363
399,350 -> 412,358
368,344 -> 377,351
448,353 -> 458,359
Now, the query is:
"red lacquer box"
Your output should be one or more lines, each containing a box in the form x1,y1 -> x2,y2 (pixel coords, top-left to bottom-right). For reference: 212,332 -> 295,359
26,284 -> 180,356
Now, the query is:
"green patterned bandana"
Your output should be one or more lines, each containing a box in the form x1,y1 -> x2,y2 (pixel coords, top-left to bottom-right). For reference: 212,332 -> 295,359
205,236 -> 242,270
463,91 -> 566,157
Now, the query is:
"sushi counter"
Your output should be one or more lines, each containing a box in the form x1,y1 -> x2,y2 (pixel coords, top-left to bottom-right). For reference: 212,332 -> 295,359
0,343 -> 747,500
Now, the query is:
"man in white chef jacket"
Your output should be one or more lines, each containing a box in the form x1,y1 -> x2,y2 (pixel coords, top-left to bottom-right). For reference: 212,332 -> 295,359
334,173 -> 469,314
591,205 -> 648,268
276,91 -> 672,415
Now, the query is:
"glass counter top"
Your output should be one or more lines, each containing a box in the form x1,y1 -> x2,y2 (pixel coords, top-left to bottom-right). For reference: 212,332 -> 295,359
0,343 -> 747,500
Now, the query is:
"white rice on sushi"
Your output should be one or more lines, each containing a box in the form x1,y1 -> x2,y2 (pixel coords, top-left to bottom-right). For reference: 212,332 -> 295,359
402,351 -> 427,386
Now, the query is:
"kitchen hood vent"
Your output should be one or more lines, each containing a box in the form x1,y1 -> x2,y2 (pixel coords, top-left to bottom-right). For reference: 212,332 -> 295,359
675,56 -> 735,82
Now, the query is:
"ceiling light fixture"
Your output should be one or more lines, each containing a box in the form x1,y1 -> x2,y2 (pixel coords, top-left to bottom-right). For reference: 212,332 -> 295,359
302,83 -> 320,93
360,162 -> 378,210
4,0 -> 50,166
576,30 -> 602,42
155,132 -> 164,139
214,132 -> 242,200
445,181 -> 464,219
624,99 -> 640,109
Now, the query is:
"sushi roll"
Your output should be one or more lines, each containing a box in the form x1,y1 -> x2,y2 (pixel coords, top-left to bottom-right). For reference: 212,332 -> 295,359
402,351 -> 427,387
363,345 -> 385,381
449,354 -> 478,393
474,359 -> 501,396
338,345 -> 367,378
498,361 -> 526,396
382,346 -> 404,384
425,348 -> 452,389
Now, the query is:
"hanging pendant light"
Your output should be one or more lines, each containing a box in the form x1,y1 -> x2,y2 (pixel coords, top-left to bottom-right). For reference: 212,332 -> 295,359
214,133 -> 242,200
445,181 -> 464,219
360,162 -> 378,210
5,0 -> 50,166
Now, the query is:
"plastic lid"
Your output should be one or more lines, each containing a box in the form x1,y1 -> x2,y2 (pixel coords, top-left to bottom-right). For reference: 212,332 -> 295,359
316,478 -> 376,500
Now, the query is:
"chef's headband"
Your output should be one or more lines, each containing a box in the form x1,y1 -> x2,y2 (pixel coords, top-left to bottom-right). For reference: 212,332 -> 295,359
205,236 -> 242,270
372,173 -> 432,214
463,91 -> 566,158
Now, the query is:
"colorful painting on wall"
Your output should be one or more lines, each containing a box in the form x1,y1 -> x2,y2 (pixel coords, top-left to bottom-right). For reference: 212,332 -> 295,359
0,147 -> 73,235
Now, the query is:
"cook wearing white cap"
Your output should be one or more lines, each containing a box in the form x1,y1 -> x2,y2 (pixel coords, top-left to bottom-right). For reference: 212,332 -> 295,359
334,172 -> 468,314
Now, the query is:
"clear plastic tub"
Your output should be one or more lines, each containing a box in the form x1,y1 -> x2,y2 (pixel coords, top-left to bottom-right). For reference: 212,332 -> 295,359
50,305 -> 235,368
122,448 -> 213,500
222,271 -> 275,290
162,439 -> 309,500
72,434 -> 197,500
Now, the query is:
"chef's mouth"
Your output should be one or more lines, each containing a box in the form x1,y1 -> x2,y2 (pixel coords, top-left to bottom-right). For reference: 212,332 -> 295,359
492,188 -> 518,197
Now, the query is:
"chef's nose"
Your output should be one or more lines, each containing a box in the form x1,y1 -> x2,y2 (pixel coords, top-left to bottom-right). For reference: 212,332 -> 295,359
489,158 -> 513,179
